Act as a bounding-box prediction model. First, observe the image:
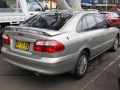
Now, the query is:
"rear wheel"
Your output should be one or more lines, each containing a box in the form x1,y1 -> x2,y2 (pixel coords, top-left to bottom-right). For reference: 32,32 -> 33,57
110,37 -> 119,52
73,51 -> 89,79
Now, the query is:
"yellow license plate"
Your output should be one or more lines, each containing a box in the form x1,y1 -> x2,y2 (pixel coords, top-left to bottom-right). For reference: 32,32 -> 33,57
15,41 -> 30,51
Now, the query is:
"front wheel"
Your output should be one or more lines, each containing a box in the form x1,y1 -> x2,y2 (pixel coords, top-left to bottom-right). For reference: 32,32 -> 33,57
110,37 -> 119,52
73,51 -> 89,79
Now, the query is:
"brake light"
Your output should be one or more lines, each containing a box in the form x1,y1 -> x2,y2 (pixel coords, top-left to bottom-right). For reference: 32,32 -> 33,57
2,34 -> 10,45
34,40 -> 65,53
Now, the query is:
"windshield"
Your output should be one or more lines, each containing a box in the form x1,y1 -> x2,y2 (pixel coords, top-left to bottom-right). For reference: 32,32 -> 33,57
23,13 -> 72,30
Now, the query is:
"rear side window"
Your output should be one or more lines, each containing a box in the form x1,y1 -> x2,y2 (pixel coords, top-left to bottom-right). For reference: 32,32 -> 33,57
24,13 -> 72,30
85,15 -> 98,30
76,16 -> 89,33
82,18 -> 89,31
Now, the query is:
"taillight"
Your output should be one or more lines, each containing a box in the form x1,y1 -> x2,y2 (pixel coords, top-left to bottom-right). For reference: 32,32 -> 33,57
34,40 -> 65,53
2,34 -> 10,45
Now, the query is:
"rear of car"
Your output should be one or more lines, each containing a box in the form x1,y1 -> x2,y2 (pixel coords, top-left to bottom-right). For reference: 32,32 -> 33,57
1,12 -> 76,75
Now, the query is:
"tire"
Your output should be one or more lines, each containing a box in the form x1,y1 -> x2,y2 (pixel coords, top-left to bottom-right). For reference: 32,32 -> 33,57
73,51 -> 89,79
110,37 -> 119,52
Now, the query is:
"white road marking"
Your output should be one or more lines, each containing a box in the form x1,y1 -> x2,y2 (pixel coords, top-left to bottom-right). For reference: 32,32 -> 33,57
81,55 -> 120,90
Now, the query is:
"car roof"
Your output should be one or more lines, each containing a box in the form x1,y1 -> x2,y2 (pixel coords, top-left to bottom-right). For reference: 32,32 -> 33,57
46,10 -> 83,15
100,11 -> 116,14
43,10 -> 99,16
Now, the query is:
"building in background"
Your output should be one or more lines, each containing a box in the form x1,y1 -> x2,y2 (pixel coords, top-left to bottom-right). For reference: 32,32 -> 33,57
38,0 -> 57,9
81,0 -> 120,11
39,0 -> 120,11
81,0 -> 92,8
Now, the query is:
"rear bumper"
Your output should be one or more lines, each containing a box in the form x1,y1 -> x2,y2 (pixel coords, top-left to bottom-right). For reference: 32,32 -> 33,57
2,47 -> 78,75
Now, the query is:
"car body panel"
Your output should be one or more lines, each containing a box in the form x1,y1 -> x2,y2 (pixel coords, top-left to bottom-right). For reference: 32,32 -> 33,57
1,11 -> 120,75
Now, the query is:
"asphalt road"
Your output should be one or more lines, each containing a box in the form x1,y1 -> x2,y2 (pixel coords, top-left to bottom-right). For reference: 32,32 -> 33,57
0,48 -> 120,90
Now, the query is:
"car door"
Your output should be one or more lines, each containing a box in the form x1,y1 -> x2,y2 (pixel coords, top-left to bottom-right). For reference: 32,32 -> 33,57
82,14 -> 104,57
94,14 -> 114,50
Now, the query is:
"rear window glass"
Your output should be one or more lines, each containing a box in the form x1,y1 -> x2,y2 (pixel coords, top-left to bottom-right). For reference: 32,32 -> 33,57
23,13 -> 73,30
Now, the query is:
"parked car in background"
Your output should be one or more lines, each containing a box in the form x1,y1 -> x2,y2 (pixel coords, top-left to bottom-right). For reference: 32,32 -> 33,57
100,12 -> 120,28
86,9 -> 99,13
1,10 -> 120,79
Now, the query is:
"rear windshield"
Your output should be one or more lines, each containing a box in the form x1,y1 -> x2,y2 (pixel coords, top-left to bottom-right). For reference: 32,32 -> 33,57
23,13 -> 73,30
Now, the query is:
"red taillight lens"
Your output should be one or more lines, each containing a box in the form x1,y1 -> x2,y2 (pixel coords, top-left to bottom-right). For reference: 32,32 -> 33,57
34,40 -> 45,52
2,34 -> 10,45
34,40 -> 65,53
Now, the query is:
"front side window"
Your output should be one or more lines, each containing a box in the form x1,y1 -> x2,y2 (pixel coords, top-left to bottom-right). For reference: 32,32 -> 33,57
24,13 -> 72,30
26,0 -> 43,11
94,14 -> 108,28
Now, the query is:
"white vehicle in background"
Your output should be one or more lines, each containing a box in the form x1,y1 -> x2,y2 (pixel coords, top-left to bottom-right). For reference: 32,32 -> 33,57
0,0 -> 82,28
0,0 -> 46,28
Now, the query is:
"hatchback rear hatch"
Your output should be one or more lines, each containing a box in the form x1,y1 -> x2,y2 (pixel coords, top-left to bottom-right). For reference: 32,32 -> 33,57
3,26 -> 62,59
2,12 -> 72,58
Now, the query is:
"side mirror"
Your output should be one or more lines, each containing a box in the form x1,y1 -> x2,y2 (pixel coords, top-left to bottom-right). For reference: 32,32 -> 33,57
108,21 -> 120,28
107,23 -> 111,28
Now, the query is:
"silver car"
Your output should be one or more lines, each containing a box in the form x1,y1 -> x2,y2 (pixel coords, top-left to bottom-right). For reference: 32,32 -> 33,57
1,10 -> 120,78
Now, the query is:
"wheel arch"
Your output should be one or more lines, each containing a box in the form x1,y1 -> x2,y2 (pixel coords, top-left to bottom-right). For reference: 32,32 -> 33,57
82,48 -> 91,58
116,33 -> 120,45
